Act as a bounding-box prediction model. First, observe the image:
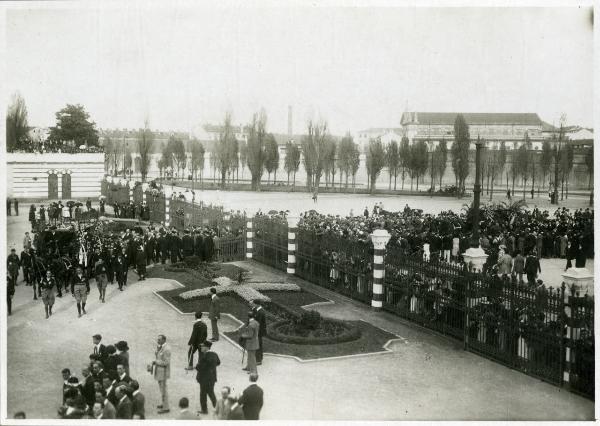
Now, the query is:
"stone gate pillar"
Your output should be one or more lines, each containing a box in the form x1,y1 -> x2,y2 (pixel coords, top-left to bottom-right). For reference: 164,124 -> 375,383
246,219 -> 253,259
370,229 -> 391,309
286,215 -> 299,275
164,186 -> 173,227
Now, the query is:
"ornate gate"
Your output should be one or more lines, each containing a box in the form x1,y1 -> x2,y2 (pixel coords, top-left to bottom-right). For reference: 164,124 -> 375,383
61,173 -> 72,199
48,173 -> 58,199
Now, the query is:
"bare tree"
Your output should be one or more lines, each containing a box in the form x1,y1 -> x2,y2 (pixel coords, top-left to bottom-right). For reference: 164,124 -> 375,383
137,119 -> 154,182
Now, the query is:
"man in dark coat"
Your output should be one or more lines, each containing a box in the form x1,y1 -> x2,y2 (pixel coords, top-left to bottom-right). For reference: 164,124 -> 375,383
194,230 -> 204,261
238,373 -> 264,420
195,341 -> 221,415
135,242 -> 147,280
7,198 -> 11,216
7,273 -> 15,315
203,231 -> 215,262
524,250 -> 541,286
115,385 -> 133,419
158,232 -> 169,264
7,248 -> 20,288
187,311 -> 208,370
182,230 -> 194,258
14,198 -> 19,216
145,233 -> 155,265
130,380 -> 145,419
115,249 -> 129,290
250,300 -> 267,365
169,231 -> 180,264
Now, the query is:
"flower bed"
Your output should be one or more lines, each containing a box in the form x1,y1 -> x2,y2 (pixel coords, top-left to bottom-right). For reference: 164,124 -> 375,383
179,282 -> 301,303
267,318 -> 361,345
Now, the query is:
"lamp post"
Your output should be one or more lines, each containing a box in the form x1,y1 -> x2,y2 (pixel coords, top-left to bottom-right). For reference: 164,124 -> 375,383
462,136 -> 488,272
471,137 -> 484,248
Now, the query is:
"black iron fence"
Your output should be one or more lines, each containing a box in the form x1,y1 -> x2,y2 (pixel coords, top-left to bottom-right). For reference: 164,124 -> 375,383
252,215 -> 288,271
145,190 -> 165,223
296,230 -> 373,304
133,183 -> 143,205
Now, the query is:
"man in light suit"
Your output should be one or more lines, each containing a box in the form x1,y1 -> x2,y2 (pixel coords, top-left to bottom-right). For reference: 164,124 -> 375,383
153,334 -> 171,414
209,288 -> 221,341
241,311 -> 260,374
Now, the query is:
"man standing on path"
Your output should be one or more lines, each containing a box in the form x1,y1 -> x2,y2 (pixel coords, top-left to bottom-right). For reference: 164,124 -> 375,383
209,288 -> 220,341
153,334 -> 171,414
525,249 -> 541,286
186,311 -> 208,370
238,373 -> 264,420
94,257 -> 108,303
7,248 -> 20,288
14,198 -> 19,216
7,198 -> 11,216
241,311 -> 259,374
7,273 -> 15,315
250,300 -> 267,365
195,340 -> 221,415
71,266 -> 90,318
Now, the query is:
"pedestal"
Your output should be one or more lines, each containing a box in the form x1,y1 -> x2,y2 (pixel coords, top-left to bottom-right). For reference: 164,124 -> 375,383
462,246 -> 488,272
562,267 -> 594,297
370,229 -> 391,309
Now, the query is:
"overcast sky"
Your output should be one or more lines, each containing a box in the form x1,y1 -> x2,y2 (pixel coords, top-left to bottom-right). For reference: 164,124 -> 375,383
5,3 -> 594,135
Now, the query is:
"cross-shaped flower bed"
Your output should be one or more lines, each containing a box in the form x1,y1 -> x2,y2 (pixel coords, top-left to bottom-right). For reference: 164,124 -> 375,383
179,276 -> 302,303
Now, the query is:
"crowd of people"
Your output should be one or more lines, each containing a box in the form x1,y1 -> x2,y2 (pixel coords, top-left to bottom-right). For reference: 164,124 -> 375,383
54,320 -> 265,420
295,203 -> 593,267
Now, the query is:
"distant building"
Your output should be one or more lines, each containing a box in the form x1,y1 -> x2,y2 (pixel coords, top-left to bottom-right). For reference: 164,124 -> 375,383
355,128 -> 403,147
400,112 -> 547,150
27,127 -> 50,143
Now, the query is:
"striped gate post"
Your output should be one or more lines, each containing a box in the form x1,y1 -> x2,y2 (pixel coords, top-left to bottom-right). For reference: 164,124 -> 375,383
246,219 -> 253,259
286,215 -> 299,274
128,180 -> 134,203
163,186 -> 173,228
561,268 -> 593,387
370,229 -> 391,309
142,182 -> 149,204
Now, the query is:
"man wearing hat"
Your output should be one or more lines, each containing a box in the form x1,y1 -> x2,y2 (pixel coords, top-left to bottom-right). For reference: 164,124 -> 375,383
94,256 -> 108,303
187,311 -> 208,370
71,266 -> 90,317
195,340 -> 221,415
7,273 -> 15,315
240,311 -> 260,374
7,248 -> 20,288
182,229 -> 194,258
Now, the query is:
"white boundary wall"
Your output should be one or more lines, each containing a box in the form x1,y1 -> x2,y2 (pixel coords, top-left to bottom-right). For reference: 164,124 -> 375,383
6,153 -> 105,199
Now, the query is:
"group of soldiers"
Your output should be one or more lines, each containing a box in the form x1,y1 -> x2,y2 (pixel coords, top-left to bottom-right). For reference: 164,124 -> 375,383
7,222 -> 220,318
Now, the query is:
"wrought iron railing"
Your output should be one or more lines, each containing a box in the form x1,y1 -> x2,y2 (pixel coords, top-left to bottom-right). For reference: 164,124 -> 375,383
252,215 -> 288,271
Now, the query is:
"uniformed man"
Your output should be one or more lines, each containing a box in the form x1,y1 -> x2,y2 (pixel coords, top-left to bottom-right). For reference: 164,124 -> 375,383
40,269 -> 57,319
71,266 -> 90,318
136,241 -> 147,281
94,256 -> 108,303
158,231 -> 169,264
168,231 -> 179,264
115,248 -> 129,291
105,247 -> 116,285
7,248 -> 20,288
182,230 -> 194,258
194,229 -> 204,261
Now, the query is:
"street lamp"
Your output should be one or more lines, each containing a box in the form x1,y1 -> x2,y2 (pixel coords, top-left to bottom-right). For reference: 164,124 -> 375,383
462,136 -> 488,272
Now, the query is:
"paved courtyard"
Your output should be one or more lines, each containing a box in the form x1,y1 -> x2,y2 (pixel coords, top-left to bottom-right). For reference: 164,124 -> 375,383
4,212 -> 595,420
